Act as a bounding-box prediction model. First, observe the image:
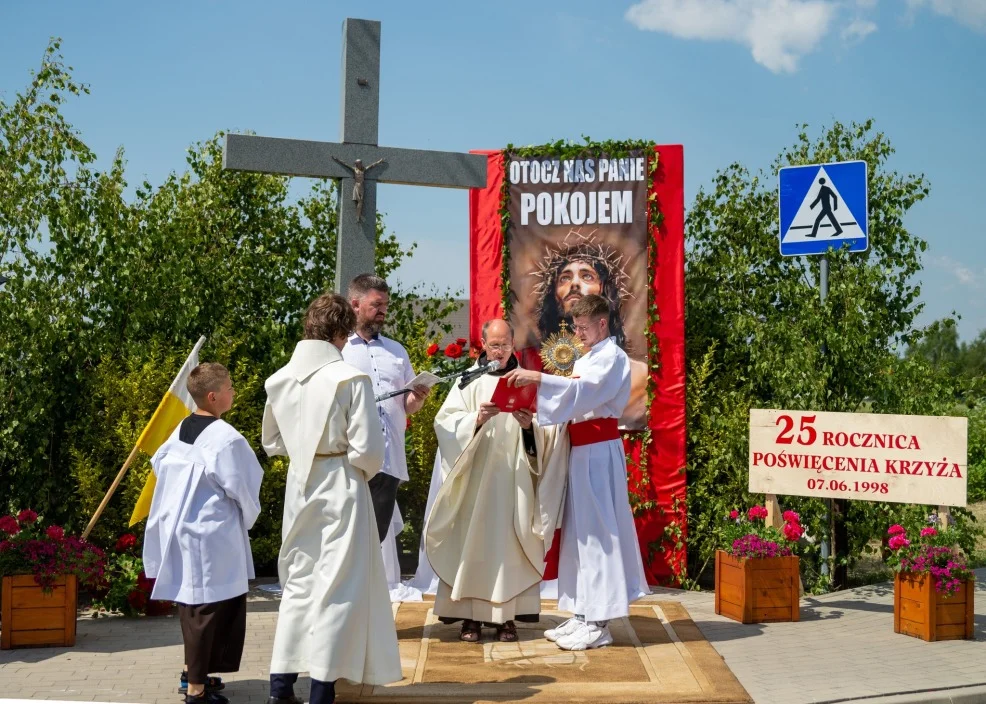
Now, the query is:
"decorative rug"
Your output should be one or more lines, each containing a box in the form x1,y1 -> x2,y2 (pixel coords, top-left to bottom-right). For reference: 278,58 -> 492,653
336,600 -> 751,703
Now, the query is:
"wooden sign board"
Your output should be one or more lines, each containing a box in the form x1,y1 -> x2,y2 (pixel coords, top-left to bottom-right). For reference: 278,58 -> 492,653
749,409 -> 968,506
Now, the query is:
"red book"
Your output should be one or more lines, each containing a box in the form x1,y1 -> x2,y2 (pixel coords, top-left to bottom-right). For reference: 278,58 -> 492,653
490,377 -> 538,413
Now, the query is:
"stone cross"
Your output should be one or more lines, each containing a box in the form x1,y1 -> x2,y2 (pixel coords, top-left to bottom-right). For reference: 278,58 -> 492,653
223,18 -> 487,292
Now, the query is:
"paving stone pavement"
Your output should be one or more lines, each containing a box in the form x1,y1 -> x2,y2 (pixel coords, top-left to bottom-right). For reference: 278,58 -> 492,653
1,569 -> 983,704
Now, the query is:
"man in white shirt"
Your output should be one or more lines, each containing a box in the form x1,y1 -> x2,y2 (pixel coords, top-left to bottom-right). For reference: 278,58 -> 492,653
343,274 -> 431,542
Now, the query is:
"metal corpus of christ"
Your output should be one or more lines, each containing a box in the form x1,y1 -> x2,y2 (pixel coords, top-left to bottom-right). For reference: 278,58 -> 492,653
222,18 -> 487,291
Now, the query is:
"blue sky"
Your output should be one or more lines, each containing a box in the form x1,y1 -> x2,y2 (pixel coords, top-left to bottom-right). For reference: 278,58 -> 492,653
2,1 -> 984,338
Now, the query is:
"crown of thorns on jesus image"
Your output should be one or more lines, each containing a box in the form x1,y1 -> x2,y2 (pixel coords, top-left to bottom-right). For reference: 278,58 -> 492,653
530,229 -> 633,352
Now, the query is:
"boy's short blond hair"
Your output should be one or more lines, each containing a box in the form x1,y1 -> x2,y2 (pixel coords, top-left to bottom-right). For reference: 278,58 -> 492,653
187,363 -> 230,406
570,294 -> 610,320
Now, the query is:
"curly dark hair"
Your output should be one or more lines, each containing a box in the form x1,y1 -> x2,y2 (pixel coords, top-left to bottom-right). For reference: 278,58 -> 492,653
303,292 -> 356,342
536,257 -> 627,351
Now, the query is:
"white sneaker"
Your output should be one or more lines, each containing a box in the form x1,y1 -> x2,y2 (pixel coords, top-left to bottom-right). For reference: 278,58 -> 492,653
556,623 -> 613,651
544,616 -> 583,642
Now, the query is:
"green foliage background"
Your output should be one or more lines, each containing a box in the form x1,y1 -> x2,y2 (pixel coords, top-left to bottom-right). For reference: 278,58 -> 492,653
0,42 -> 460,569
2,43 -> 982,589
684,120 -> 983,590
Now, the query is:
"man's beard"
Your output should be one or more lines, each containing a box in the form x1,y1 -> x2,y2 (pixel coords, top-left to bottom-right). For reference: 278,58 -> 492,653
559,294 -> 582,315
358,317 -> 385,337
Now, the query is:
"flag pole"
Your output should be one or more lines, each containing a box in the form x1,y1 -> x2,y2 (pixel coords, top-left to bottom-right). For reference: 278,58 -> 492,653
82,444 -> 143,540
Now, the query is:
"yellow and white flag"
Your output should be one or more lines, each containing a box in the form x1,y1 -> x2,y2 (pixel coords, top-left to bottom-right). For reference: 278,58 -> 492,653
128,336 -> 206,526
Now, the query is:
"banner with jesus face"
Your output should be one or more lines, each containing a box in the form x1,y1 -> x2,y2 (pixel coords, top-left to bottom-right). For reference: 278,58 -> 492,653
505,152 -> 650,430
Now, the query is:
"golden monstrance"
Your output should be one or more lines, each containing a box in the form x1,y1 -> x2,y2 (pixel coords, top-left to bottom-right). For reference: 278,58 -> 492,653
539,321 -> 585,377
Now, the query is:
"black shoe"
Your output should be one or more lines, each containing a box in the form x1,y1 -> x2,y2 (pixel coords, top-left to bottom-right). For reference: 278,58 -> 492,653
185,692 -> 228,704
267,697 -> 303,704
180,672 -> 225,694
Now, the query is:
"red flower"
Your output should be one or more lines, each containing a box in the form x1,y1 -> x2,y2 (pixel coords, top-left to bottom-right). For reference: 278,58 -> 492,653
127,589 -> 148,611
444,343 -> 463,359
888,534 -> 910,551
920,527 -> 937,538
783,522 -> 804,541
0,515 -> 20,535
46,525 -> 65,540
17,509 -> 38,524
456,337 -> 468,346
426,343 -> 439,357
136,570 -> 154,594
782,510 -> 800,523
728,510 -> 739,520
747,506 -> 768,521
115,533 -> 138,552
888,524 -> 906,536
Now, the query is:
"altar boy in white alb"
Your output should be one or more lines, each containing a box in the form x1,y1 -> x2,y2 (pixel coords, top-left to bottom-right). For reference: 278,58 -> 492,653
143,363 -> 264,704
504,294 -> 649,651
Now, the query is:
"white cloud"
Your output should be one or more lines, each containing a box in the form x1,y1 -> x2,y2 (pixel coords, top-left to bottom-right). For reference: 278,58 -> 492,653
624,0 -> 840,73
906,0 -> 986,32
842,17 -> 878,41
931,255 -> 979,288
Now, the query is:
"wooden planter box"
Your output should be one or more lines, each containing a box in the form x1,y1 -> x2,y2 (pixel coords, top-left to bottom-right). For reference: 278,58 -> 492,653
714,550 -> 800,624
1,575 -> 78,649
894,572 -> 974,642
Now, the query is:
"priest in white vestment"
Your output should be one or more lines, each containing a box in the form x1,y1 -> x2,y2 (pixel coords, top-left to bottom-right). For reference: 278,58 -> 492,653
263,293 -> 402,704
505,294 -> 649,652
426,319 -> 568,643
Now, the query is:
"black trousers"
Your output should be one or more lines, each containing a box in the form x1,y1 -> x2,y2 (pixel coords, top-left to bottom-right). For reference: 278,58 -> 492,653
367,472 -> 401,543
177,594 -> 247,684
270,673 -> 335,704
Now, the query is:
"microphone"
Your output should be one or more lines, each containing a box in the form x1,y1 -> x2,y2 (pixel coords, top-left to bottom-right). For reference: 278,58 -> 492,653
374,387 -> 413,403
457,359 -> 501,388
375,360 -> 503,402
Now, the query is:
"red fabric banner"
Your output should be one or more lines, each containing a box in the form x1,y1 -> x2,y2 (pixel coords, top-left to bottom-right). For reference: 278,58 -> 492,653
468,146 -> 686,585
468,151 -> 505,349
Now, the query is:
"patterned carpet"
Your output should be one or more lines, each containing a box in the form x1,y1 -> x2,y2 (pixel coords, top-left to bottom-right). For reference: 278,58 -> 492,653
336,600 -> 751,703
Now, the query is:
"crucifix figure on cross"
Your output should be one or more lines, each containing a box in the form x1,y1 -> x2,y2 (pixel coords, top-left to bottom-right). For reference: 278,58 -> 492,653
222,18 -> 487,292
332,157 -> 385,222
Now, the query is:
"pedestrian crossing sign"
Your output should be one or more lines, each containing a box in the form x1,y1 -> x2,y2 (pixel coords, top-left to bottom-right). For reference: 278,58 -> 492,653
778,160 -> 868,256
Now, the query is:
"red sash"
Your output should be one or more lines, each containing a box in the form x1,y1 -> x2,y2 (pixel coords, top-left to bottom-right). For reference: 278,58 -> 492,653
568,417 -> 620,446
543,418 -> 622,580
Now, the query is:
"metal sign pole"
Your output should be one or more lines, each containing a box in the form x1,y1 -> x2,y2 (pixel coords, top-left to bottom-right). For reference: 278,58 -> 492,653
819,255 -> 832,578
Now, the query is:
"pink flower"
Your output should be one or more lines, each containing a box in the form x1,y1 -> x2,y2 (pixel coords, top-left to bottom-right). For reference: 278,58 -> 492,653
920,527 -> 937,538
17,509 -> 38,524
782,510 -> 800,523
0,515 -> 20,535
45,525 -> 64,540
783,522 -> 804,542
729,510 -> 739,520
888,524 -> 906,536
747,506 -> 768,521
888,535 -> 910,551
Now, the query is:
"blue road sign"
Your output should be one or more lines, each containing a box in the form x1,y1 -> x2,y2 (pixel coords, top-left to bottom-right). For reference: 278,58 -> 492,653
778,160 -> 868,256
